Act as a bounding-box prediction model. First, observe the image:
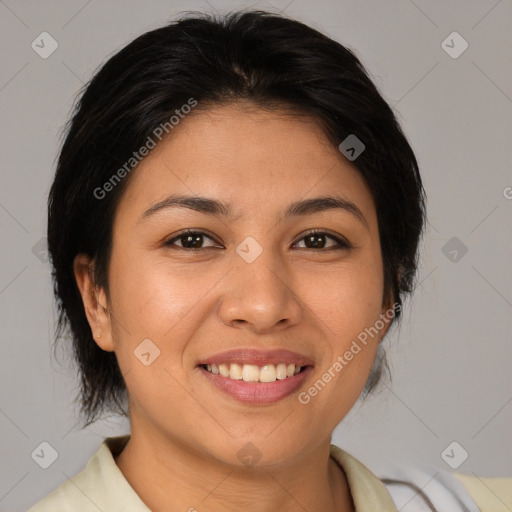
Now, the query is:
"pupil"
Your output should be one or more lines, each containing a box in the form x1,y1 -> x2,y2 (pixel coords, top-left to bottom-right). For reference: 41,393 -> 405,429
306,234 -> 325,249
184,233 -> 202,248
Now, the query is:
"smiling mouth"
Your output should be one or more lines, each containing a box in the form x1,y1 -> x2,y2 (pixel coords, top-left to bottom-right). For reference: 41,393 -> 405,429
201,363 -> 307,383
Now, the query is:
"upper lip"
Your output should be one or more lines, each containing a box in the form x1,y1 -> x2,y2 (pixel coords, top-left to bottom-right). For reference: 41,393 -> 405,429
197,348 -> 314,367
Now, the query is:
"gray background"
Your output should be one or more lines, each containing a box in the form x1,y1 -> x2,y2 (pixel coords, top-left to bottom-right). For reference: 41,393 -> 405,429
1,0 -> 511,510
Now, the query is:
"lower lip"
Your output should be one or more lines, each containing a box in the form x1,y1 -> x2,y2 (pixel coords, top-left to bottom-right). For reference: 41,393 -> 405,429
199,366 -> 313,404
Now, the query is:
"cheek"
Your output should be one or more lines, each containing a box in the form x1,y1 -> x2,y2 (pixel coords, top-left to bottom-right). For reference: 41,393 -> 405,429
108,247 -> 207,338
106,246 -> 231,387
106,251 -> 202,417
307,254 -> 385,339
302,254 -> 385,402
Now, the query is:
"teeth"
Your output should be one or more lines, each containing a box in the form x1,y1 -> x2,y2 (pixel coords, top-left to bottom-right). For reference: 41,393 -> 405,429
204,363 -> 304,382
242,364 -> 260,382
276,363 -> 287,380
219,363 -> 230,377
260,365 -> 277,383
230,363 -> 243,380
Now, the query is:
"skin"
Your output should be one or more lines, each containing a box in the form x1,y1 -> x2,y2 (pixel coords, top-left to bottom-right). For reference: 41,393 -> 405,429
74,101 -> 393,512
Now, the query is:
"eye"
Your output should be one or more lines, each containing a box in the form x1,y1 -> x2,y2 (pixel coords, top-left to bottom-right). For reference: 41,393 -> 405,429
163,229 -> 351,251
164,230 -> 221,250
293,229 -> 351,250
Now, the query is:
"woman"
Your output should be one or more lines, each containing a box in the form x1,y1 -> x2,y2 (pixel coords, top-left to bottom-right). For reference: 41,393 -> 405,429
29,9 -> 510,512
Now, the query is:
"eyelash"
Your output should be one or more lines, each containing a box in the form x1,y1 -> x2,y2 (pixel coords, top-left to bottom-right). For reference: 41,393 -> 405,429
163,229 -> 351,251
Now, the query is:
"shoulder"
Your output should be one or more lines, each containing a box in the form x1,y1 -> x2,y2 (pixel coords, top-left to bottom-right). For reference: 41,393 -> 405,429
27,464 -> 93,512
330,444 -> 512,512
454,472 -> 512,512
27,435 -> 150,512
379,459 -> 512,512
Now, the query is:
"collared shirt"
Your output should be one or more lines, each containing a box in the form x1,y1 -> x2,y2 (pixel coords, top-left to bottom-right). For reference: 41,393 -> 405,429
28,435 -> 511,512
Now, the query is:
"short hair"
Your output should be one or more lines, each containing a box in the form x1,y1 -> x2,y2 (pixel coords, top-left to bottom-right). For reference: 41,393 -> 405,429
47,9 -> 426,425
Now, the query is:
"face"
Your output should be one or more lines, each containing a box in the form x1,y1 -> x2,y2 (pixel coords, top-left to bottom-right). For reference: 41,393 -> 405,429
76,102 -> 392,467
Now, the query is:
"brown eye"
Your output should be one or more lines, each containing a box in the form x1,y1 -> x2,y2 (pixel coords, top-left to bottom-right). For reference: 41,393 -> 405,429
164,231 -> 219,249
294,230 -> 350,250
164,229 -> 350,251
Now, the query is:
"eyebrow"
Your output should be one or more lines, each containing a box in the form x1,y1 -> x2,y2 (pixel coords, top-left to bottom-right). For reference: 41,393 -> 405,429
139,193 -> 368,229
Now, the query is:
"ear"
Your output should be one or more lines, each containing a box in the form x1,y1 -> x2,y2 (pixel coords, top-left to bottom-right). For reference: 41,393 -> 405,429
378,302 -> 395,342
73,253 -> 115,352
378,264 -> 404,341
378,291 -> 398,343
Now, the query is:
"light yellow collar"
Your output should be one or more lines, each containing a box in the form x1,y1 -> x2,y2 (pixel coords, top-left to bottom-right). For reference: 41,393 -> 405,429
330,444 -> 398,511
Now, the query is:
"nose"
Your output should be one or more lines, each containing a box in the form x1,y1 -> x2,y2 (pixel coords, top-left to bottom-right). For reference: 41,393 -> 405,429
218,253 -> 303,334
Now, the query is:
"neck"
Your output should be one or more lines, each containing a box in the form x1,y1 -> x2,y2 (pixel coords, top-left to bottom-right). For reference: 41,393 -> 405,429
115,424 -> 354,512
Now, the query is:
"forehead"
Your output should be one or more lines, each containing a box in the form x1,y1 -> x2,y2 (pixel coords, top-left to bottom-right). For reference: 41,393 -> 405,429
115,103 -> 376,226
